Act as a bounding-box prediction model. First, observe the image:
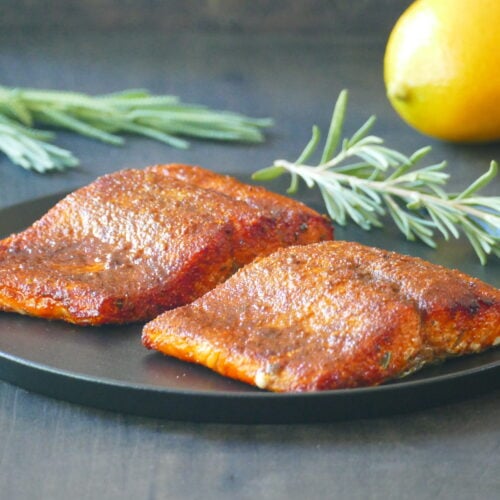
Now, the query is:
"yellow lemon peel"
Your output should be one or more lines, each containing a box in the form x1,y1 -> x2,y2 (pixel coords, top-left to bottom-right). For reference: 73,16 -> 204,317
384,0 -> 500,143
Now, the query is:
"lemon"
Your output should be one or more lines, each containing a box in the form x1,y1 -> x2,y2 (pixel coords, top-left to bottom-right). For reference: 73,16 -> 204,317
384,0 -> 500,142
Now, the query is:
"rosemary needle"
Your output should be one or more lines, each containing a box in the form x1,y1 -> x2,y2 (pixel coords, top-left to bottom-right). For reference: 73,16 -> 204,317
0,115 -> 79,173
253,90 -> 500,264
0,86 -> 273,172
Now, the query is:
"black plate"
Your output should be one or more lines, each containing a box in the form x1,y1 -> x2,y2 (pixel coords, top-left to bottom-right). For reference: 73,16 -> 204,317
0,192 -> 498,424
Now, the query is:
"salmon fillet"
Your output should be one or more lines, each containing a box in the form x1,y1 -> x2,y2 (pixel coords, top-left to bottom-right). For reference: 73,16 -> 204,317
0,164 -> 332,325
142,241 -> 500,392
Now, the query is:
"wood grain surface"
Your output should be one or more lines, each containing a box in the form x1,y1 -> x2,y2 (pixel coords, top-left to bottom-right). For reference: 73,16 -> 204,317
2,0 -> 413,34
0,382 -> 498,500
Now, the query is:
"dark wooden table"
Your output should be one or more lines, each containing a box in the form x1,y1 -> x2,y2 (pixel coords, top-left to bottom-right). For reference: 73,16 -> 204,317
0,2 -> 498,498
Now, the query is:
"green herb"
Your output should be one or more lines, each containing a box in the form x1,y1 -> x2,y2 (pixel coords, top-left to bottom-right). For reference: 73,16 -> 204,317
0,115 -> 79,173
0,86 -> 272,173
253,90 -> 500,265
380,352 -> 392,370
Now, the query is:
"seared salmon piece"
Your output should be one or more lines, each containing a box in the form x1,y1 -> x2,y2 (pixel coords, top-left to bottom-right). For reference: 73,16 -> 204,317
142,241 -> 500,392
0,165 -> 332,325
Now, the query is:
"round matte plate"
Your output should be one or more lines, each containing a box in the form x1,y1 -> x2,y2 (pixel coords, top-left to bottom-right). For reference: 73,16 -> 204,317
0,191 -> 498,424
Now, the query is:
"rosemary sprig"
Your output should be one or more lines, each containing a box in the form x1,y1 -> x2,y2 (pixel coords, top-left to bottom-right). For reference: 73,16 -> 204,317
253,90 -> 500,264
0,86 -> 273,172
0,115 -> 78,173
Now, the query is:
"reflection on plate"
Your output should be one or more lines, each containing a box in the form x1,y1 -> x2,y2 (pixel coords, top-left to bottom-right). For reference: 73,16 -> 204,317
0,191 -> 498,423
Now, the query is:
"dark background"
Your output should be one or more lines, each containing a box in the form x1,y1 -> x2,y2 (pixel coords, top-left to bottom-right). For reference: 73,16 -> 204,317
0,2 -> 498,499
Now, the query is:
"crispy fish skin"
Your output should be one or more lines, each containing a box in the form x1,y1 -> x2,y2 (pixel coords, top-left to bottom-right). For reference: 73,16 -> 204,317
142,241 -> 500,392
0,165 -> 332,325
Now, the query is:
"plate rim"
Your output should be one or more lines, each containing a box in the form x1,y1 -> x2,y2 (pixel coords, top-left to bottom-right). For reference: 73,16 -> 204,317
0,191 -> 498,423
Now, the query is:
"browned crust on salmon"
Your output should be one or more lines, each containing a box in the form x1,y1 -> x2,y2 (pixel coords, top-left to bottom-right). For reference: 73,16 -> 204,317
142,241 -> 500,391
0,165 -> 333,325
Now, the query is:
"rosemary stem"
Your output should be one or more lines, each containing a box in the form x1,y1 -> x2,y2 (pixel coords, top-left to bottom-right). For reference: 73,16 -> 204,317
275,159 -> 500,226
256,91 -> 499,263
0,85 -> 273,172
